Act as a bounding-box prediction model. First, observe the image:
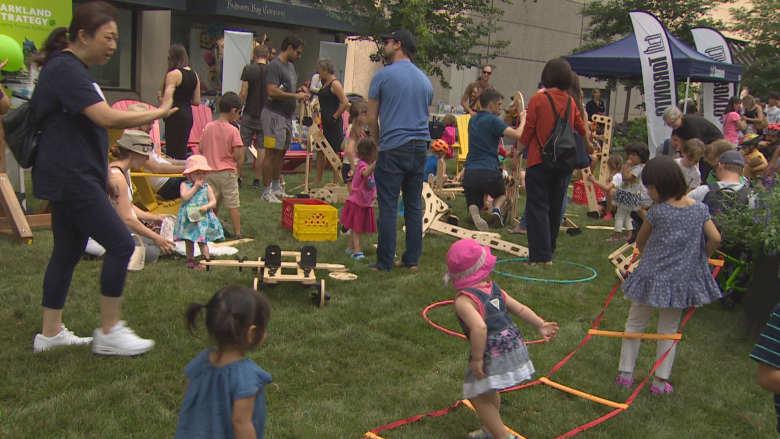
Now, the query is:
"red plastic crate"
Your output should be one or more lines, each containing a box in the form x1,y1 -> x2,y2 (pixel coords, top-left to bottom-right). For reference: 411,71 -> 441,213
282,198 -> 329,230
572,180 -> 606,206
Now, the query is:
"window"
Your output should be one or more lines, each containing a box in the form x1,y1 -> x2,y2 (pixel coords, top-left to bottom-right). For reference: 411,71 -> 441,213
74,2 -> 134,90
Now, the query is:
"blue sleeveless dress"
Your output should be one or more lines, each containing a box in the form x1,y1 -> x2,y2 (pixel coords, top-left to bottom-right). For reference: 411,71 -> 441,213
174,181 -> 224,243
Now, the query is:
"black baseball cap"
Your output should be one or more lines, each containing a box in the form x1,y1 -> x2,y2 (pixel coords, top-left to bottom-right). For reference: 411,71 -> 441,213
718,150 -> 745,167
379,29 -> 417,54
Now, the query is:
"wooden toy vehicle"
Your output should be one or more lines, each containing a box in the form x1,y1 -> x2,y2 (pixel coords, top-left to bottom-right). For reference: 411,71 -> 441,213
199,245 -> 349,307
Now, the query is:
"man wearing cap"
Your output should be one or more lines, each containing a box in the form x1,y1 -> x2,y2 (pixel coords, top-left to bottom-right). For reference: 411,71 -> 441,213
367,29 -> 434,272
688,150 -> 754,210
460,65 -> 492,115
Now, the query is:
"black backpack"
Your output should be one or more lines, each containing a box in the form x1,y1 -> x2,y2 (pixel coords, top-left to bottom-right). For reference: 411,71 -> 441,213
703,182 -> 750,226
540,92 -> 578,175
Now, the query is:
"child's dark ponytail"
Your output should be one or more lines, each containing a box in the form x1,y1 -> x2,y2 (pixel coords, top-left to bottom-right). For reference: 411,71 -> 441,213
185,302 -> 207,335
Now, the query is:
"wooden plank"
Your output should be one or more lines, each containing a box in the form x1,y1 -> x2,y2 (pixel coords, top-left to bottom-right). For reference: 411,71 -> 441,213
0,173 -> 33,243
428,220 -> 529,257
0,213 -> 50,228
212,238 -> 254,247
579,167 -> 601,213
586,225 -> 615,230
592,114 -> 614,184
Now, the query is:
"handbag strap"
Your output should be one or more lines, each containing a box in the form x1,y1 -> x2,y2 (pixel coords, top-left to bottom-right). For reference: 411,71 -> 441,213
544,91 -> 572,125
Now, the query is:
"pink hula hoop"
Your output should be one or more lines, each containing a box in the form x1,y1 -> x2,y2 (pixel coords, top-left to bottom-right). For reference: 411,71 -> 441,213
423,300 -> 546,345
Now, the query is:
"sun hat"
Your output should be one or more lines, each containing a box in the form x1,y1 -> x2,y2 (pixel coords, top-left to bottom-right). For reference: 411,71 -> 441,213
444,238 -> 497,290
718,150 -> 745,167
379,29 -> 417,54
739,133 -> 760,147
116,130 -> 154,156
183,154 -> 213,175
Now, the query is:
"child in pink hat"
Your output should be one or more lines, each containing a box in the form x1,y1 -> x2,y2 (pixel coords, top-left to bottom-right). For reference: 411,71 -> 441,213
175,155 -> 224,269
445,238 -> 559,439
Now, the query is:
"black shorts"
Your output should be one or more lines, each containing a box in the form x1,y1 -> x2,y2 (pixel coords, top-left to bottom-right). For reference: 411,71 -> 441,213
462,168 -> 505,208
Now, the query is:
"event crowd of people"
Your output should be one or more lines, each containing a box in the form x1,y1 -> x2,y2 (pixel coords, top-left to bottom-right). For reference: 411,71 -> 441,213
16,1 -> 780,438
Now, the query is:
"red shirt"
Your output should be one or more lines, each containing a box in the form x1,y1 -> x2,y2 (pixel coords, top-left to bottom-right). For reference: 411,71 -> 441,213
520,89 -> 587,168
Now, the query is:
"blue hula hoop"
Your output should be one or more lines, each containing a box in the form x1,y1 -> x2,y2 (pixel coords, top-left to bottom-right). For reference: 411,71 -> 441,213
493,258 -> 597,284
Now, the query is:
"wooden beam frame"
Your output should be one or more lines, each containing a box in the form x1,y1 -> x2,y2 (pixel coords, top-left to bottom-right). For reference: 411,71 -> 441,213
0,173 -> 51,244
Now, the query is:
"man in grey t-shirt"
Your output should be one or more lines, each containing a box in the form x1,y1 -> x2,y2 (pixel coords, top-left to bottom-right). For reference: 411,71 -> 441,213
260,34 -> 310,202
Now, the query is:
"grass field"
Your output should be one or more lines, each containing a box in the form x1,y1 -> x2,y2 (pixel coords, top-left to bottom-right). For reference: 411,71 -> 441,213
0,162 -> 773,439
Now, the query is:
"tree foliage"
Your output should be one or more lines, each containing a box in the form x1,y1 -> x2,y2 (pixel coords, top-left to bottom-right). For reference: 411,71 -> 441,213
730,0 -> 780,98
578,0 -> 731,53
320,0 -> 510,88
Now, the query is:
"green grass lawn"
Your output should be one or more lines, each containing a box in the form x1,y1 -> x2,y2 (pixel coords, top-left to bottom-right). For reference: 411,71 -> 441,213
0,162 -> 773,438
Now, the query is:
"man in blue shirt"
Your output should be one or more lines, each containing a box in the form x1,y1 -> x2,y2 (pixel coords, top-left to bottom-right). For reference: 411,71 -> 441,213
367,29 -> 434,272
462,88 -> 524,230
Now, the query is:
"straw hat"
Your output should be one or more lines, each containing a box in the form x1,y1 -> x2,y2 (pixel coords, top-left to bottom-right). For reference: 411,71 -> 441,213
183,155 -> 213,175
444,238 -> 497,290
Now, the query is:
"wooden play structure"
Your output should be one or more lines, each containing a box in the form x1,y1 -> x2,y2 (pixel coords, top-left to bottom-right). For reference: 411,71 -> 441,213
427,157 -> 463,200
421,183 -> 528,257
199,245 -> 350,307
608,242 -> 640,281
129,172 -> 183,216
580,114 -> 614,218
0,173 -> 50,244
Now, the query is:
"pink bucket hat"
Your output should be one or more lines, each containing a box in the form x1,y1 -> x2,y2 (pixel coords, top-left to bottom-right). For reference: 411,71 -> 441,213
444,238 -> 497,290
183,155 -> 212,175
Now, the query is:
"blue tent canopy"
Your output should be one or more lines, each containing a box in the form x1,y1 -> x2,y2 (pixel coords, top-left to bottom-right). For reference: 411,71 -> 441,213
564,32 -> 742,83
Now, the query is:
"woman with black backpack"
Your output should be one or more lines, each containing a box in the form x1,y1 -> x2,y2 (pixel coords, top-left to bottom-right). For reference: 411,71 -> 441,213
509,58 -> 589,265
29,1 -> 176,356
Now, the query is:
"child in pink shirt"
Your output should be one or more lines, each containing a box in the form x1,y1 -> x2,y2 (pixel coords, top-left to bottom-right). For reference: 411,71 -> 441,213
199,92 -> 246,238
340,138 -> 378,260
441,114 -> 457,159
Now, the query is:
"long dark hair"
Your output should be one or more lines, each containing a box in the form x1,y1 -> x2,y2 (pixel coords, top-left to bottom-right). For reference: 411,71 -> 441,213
568,72 -> 585,123
725,96 -> 741,114
167,44 -> 189,71
34,27 -> 68,66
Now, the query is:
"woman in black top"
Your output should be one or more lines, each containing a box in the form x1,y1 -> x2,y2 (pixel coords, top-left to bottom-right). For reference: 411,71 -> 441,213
742,94 -> 766,136
30,2 -> 176,356
159,44 -> 200,159
313,58 -> 349,185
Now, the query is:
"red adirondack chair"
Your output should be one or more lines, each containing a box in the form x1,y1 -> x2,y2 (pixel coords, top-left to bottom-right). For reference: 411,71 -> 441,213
188,104 -> 214,155
110,99 -> 162,154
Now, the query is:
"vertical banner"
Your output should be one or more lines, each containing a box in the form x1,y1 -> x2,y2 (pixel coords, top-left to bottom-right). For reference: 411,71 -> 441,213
630,11 -> 676,157
691,28 -> 736,130
222,30 -> 253,96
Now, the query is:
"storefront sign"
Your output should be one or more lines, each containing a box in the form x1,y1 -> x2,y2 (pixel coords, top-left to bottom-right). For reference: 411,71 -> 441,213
193,0 -> 358,32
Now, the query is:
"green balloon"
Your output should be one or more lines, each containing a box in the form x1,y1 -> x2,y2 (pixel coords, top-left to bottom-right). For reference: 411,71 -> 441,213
0,35 -> 24,72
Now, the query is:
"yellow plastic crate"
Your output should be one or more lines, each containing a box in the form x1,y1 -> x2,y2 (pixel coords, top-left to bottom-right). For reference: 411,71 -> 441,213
292,203 -> 339,241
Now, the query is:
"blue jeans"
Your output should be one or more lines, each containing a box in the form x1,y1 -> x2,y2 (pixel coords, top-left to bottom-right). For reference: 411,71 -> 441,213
374,142 -> 427,270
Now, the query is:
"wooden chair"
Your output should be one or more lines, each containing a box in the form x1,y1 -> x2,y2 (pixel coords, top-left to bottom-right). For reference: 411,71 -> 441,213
130,172 -> 182,216
188,104 -> 213,155
454,114 -> 471,174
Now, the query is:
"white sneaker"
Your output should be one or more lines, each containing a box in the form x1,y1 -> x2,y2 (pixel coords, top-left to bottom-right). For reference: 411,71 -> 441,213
262,192 -> 282,203
469,205 -> 489,232
91,321 -> 155,356
33,325 -> 92,353
273,188 -> 294,199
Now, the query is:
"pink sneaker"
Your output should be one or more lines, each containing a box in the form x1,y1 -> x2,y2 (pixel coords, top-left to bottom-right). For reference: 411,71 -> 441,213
650,382 -> 674,394
603,214 -> 613,220
615,375 -> 633,388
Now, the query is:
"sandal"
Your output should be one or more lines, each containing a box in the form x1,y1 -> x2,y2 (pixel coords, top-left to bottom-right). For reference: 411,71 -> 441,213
615,375 -> 634,388
507,227 -> 527,235
394,260 -> 419,272
351,252 -> 365,261
468,427 -> 494,439
345,249 -> 355,255
650,381 -> 674,395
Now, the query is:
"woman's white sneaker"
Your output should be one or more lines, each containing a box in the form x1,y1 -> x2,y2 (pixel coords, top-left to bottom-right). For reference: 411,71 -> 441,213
91,321 -> 155,356
33,325 -> 93,353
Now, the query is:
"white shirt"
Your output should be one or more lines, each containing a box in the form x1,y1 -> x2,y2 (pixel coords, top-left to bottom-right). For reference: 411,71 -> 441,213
675,157 -> 701,189
765,105 -> 780,125
143,151 -> 173,192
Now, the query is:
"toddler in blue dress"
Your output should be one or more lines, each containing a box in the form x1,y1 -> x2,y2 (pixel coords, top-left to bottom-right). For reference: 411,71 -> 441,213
617,156 -> 722,395
175,286 -> 272,439
446,238 -> 559,439
175,155 -> 224,269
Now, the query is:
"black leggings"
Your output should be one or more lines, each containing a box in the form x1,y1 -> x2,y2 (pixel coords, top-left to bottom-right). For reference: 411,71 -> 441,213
42,197 -> 135,309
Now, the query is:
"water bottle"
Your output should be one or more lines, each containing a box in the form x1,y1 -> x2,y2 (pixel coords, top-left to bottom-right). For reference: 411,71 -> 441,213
437,100 -> 443,114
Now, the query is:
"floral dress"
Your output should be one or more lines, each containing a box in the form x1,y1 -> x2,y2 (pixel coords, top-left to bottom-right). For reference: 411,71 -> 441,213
174,181 -> 224,243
